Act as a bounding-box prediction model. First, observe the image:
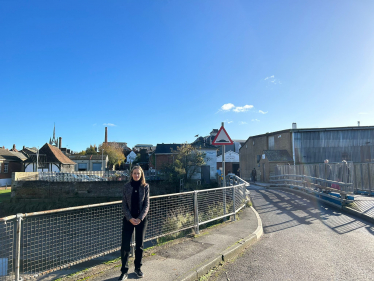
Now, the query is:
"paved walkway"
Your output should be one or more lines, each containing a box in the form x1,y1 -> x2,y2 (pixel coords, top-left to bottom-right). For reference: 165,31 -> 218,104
38,202 -> 263,281
255,180 -> 374,223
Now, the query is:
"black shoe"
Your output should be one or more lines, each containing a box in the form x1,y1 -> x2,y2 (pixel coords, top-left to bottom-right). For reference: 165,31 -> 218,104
135,268 -> 144,278
118,273 -> 128,280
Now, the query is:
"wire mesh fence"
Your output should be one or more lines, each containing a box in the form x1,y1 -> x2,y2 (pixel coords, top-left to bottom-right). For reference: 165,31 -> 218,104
0,176 -> 248,280
0,219 -> 16,281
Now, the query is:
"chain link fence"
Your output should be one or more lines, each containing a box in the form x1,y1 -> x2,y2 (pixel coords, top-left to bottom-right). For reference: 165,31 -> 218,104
0,176 -> 248,281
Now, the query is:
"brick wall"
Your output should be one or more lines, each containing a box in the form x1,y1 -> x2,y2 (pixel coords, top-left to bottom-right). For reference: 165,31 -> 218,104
155,154 -> 176,170
240,130 -> 293,182
0,162 -> 23,179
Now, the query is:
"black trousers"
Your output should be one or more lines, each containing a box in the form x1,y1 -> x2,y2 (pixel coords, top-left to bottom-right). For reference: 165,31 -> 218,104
120,217 -> 148,273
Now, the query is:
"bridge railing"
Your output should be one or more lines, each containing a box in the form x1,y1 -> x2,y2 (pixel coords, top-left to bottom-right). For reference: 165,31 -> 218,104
270,174 -> 354,206
0,178 -> 249,281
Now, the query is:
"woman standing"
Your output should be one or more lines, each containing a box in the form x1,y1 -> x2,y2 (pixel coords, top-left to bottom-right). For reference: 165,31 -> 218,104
119,165 -> 150,280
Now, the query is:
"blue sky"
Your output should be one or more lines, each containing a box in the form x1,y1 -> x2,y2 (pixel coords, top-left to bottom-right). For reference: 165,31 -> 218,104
1,0 -> 374,152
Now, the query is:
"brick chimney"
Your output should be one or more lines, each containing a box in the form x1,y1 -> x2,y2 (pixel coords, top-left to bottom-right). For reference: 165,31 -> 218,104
59,137 -> 62,149
105,127 -> 108,143
13,144 -> 16,150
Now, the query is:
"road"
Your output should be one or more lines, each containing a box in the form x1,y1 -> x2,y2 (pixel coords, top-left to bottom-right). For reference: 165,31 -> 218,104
214,185 -> 374,281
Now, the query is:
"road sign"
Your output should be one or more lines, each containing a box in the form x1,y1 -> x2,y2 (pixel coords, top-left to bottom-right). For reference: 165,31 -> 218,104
212,126 -> 234,145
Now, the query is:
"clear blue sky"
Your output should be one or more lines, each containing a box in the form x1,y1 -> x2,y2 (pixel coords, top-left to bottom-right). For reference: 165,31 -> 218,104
1,0 -> 374,152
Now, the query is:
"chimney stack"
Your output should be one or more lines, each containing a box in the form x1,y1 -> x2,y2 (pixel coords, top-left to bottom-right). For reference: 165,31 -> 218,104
23,146 -> 25,150
292,123 -> 297,129
59,137 -> 62,149
358,121 -> 360,127
105,127 -> 108,143
13,144 -> 16,150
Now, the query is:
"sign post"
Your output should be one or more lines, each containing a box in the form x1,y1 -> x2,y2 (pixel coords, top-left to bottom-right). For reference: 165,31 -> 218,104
212,122 -> 234,186
212,122 -> 234,220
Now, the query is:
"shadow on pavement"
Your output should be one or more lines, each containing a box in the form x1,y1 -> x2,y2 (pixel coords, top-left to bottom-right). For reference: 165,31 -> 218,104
249,187 -> 372,236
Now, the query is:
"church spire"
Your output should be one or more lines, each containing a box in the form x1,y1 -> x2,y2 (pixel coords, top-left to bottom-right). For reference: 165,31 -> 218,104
50,123 -> 58,147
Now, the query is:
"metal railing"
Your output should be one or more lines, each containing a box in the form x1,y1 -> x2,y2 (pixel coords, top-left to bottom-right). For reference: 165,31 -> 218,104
276,162 -> 374,194
270,174 -> 354,206
0,176 -> 248,281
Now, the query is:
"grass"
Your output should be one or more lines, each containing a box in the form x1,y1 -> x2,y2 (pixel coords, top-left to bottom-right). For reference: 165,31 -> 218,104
0,189 -> 11,203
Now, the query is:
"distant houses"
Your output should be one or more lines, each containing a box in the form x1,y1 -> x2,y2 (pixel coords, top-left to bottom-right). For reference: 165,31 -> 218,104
0,147 -> 26,186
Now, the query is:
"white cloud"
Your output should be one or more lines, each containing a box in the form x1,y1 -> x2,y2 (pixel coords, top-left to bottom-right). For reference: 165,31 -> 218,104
251,119 -> 260,122
227,121 -> 233,124
264,75 -> 274,80
92,123 -> 97,126
240,121 -> 247,125
219,103 -> 254,113
233,105 -> 254,112
221,103 -> 235,111
259,110 -> 268,114
103,123 -> 116,127
264,75 -> 281,85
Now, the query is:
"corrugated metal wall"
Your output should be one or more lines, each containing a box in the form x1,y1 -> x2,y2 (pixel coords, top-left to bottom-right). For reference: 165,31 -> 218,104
294,129 -> 374,164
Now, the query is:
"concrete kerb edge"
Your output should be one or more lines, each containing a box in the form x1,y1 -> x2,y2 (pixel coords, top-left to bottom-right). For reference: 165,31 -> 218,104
343,206 -> 374,225
179,206 -> 264,281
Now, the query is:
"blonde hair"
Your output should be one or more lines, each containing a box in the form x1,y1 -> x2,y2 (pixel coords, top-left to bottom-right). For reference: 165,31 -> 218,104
130,165 -> 147,186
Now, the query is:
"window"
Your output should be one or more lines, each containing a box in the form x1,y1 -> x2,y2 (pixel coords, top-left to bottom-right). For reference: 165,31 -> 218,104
4,163 -> 8,173
268,136 -> 274,150
257,155 -> 261,163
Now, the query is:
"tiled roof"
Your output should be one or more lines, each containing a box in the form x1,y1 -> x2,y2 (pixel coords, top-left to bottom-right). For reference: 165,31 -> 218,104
40,143 -> 76,165
192,138 -> 218,150
0,148 -> 25,161
155,144 -> 182,154
263,150 -> 293,162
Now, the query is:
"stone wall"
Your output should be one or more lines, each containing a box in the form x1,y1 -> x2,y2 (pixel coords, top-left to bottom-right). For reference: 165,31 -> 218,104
11,180 -> 178,200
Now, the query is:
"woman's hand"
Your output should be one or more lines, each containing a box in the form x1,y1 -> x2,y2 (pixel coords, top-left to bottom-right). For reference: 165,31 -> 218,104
130,218 -> 141,225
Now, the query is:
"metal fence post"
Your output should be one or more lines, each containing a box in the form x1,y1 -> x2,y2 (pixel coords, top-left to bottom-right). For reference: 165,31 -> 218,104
15,214 -> 22,281
367,163 -> 372,195
232,187 -> 236,221
131,231 -> 135,257
194,191 -> 199,234
360,163 -> 364,193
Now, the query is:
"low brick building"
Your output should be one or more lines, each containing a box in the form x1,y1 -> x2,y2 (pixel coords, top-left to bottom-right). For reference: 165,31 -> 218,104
240,129 -> 293,182
151,144 -> 181,171
0,148 -> 26,186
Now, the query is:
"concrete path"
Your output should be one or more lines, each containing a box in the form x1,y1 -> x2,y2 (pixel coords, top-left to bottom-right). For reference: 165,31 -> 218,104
214,184 -> 374,281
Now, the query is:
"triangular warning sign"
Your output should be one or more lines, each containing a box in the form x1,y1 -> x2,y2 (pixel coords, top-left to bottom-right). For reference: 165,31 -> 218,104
212,126 -> 234,145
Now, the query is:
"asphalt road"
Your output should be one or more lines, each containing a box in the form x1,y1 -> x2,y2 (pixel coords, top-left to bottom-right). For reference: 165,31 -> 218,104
214,185 -> 374,281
